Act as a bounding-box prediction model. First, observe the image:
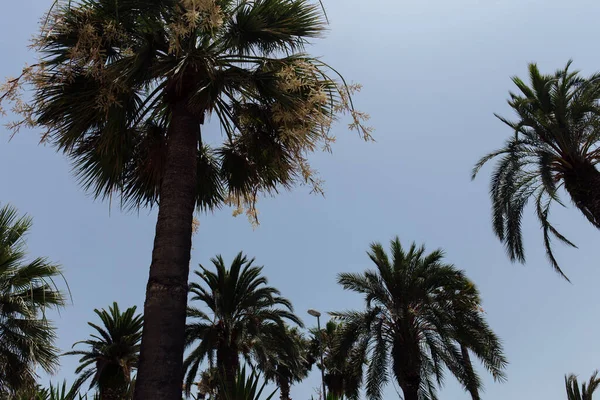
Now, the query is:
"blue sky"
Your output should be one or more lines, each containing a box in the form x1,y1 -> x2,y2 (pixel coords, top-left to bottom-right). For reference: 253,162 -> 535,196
2,0 -> 600,399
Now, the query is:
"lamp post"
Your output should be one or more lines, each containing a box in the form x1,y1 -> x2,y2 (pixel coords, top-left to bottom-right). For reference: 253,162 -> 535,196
308,309 -> 327,400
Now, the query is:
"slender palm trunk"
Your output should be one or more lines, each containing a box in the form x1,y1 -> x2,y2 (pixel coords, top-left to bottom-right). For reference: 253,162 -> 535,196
277,375 -> 291,400
134,102 -> 200,400
564,161 -> 600,228
461,344 -> 480,400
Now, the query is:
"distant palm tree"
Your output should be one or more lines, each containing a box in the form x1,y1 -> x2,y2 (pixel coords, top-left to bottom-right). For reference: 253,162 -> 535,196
331,237 -> 507,400
257,326 -> 313,400
65,303 -> 142,400
473,61 -> 600,278
184,252 -> 302,397
566,371 -> 600,400
0,204 -> 66,396
308,321 -> 361,399
5,1 -> 371,397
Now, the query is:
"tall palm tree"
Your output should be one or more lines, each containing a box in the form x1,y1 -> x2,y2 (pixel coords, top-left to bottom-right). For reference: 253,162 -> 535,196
184,252 -> 302,397
2,2 -> 371,398
65,302 -> 143,400
331,237 -> 507,400
0,204 -> 66,396
566,371 -> 600,400
473,61 -> 600,278
308,321 -> 361,399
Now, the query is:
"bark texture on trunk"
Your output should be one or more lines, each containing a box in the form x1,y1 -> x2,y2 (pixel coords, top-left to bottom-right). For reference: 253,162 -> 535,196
134,102 -> 199,400
461,344 -> 480,400
563,161 -> 600,228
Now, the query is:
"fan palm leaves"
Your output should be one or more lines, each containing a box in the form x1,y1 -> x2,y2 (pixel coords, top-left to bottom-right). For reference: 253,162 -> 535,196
0,204 -> 66,396
184,252 -> 302,396
473,61 -> 600,278
64,303 -> 142,400
331,237 -> 507,400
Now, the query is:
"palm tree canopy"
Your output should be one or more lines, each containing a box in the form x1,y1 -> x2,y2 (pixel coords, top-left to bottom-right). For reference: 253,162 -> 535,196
0,204 -> 66,396
2,0 -> 372,216
64,302 -> 143,395
566,371 -> 600,400
183,252 -> 302,394
331,237 -> 507,400
473,61 -> 600,278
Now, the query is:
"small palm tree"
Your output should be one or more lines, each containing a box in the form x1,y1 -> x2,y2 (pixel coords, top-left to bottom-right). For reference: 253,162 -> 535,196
0,204 -> 66,396
331,237 -> 507,400
184,252 -> 302,397
65,303 -> 143,400
473,61 -> 600,278
566,371 -> 600,400
0,2 -> 370,397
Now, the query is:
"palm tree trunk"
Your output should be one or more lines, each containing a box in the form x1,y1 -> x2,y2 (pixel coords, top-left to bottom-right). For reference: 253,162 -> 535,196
461,344 -> 480,400
277,376 -> 291,400
134,102 -> 200,400
400,380 -> 420,400
217,345 -> 240,396
564,161 -> 600,228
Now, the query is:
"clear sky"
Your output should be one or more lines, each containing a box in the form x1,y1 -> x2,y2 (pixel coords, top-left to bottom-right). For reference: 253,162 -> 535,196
2,0 -> 600,399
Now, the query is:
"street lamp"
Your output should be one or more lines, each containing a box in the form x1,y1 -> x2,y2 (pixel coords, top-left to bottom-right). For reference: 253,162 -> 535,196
308,309 -> 327,400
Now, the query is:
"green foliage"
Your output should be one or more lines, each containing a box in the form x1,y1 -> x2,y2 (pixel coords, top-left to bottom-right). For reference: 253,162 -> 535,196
184,252 -> 302,396
64,302 -> 142,399
219,366 -> 277,400
0,204 -> 66,396
566,371 -> 600,400
473,61 -> 600,278
331,237 -> 507,400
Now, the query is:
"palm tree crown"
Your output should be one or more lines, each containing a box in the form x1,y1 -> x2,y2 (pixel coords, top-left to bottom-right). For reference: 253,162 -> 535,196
184,252 -> 302,395
64,302 -> 143,400
566,371 -> 600,400
473,61 -> 600,278
331,237 -> 507,400
0,204 -> 66,396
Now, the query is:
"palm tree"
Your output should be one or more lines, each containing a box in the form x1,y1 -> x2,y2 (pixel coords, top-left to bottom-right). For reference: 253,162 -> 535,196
0,204 -> 66,396
256,326 -> 313,400
184,252 -> 302,397
308,321 -> 361,399
64,302 -> 142,400
566,371 -> 600,400
331,237 -> 507,400
2,2 -> 371,398
473,61 -> 600,278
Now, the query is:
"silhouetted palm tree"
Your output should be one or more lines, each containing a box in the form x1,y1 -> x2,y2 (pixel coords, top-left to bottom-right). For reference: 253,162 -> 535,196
332,237 -> 507,400
65,303 -> 142,400
0,204 -> 66,396
184,253 -> 301,397
473,61 -> 600,278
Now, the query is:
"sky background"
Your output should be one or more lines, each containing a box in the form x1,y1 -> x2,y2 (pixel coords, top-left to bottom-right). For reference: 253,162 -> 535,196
1,0 -> 600,399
